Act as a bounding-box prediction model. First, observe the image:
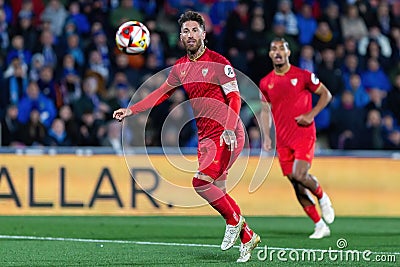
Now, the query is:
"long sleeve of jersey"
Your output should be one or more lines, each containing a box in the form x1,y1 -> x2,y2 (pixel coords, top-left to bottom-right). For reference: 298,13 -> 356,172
129,82 -> 175,115
225,91 -> 241,131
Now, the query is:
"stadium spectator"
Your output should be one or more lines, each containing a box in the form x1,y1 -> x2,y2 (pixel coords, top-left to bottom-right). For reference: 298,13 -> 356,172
6,35 -> 32,66
44,118 -> 72,146
11,0 -> 45,27
86,50 -> 109,83
311,20 -> 338,53
298,45 -> 316,73
361,57 -> 391,92
0,0 -> 13,25
0,8 -> 9,57
259,38 -> 335,239
17,81 -> 57,128
34,29 -> 59,69
72,75 -> 110,120
363,109 -> 384,149
11,10 -> 38,52
316,48 -> 344,98
365,88 -> 387,115
109,0 -> 144,30
78,109 -> 105,146
66,1 -> 90,36
247,14 -> 270,84
330,90 -> 366,149
296,3 -> 318,45
40,0 -> 68,37
346,73 -> 370,108
358,25 -> 392,65
340,4 -> 368,42
385,128 -> 400,150
386,73 -> 400,124
58,104 -> 80,146
223,0 -> 251,73
16,108 -> 47,146
321,1 -> 343,44
85,29 -> 111,72
1,58 -> 28,108
341,53 -> 362,91
58,54 -> 82,105
65,33 -> 85,68
273,0 -> 298,38
208,0 -> 238,36
29,53 -> 45,81
1,105 -> 21,146
100,120 -> 123,152
110,53 -> 141,89
37,65 -> 59,107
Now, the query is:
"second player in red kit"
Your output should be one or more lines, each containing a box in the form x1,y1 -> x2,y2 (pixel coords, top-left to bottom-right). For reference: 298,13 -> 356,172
259,38 -> 335,239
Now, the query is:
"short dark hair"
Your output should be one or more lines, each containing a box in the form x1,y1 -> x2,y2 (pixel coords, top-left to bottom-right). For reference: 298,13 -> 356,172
178,11 -> 205,31
270,37 -> 289,49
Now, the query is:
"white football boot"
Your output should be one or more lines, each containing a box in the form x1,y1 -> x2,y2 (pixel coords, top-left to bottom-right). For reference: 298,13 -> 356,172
236,232 -> 261,263
220,215 -> 245,251
309,223 -> 331,239
319,193 -> 335,224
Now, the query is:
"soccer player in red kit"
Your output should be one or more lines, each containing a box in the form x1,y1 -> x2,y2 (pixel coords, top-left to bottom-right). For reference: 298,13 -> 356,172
259,38 -> 335,239
113,11 -> 260,262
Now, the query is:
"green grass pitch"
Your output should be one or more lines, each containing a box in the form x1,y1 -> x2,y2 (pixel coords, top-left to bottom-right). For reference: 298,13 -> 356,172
0,216 -> 398,266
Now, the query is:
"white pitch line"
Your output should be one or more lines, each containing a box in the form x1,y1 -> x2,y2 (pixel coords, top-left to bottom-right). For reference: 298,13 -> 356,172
0,235 -> 399,256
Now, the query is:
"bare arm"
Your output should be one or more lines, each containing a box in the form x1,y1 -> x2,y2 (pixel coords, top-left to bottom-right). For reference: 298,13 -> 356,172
113,81 -> 175,121
295,84 -> 332,126
260,101 -> 272,151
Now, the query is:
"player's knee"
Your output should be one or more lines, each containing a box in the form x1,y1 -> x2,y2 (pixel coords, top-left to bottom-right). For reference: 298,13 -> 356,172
292,169 -> 308,184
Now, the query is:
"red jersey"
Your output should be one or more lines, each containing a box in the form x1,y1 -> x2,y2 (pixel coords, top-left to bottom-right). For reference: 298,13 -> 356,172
259,65 -> 322,147
167,48 -> 239,141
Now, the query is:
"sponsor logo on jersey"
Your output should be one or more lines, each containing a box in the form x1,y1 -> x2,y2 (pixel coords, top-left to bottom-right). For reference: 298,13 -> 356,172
311,73 -> 320,85
291,78 -> 298,86
224,65 -> 235,78
268,83 -> 274,89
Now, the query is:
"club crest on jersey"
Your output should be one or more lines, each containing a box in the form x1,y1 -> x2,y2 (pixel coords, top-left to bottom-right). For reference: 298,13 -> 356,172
202,68 -> 208,77
180,70 -> 186,77
291,78 -> 298,86
311,73 -> 320,85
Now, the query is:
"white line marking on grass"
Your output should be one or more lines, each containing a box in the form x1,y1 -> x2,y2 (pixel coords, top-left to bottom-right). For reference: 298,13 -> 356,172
0,235 -> 399,255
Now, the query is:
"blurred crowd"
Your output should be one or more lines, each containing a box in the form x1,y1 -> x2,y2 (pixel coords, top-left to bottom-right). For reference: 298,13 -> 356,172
0,0 -> 400,151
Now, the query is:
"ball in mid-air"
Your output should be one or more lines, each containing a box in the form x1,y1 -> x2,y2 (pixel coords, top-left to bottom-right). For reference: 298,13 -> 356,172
115,21 -> 150,55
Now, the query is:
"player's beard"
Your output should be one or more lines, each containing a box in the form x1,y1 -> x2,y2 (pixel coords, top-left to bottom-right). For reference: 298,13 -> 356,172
185,39 -> 202,57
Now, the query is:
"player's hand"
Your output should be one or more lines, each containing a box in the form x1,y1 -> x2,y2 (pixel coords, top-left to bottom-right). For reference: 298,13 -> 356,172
220,129 -> 237,151
113,108 -> 133,122
263,136 -> 272,151
295,113 -> 314,126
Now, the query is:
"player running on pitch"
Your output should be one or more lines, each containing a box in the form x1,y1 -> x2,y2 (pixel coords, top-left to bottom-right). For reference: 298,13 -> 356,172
259,38 -> 335,239
113,11 -> 260,262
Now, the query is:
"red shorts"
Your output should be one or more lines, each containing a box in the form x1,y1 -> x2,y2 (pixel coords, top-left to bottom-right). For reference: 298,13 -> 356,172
277,137 -> 315,176
197,125 -> 245,180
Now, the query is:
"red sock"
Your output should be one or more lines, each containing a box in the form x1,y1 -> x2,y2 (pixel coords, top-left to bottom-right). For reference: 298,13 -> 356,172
304,205 -> 321,223
313,185 -> 323,199
225,193 -> 253,243
192,178 -> 238,225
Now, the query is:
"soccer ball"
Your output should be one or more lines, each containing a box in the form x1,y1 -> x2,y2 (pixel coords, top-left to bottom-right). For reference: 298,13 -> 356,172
115,21 -> 150,55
